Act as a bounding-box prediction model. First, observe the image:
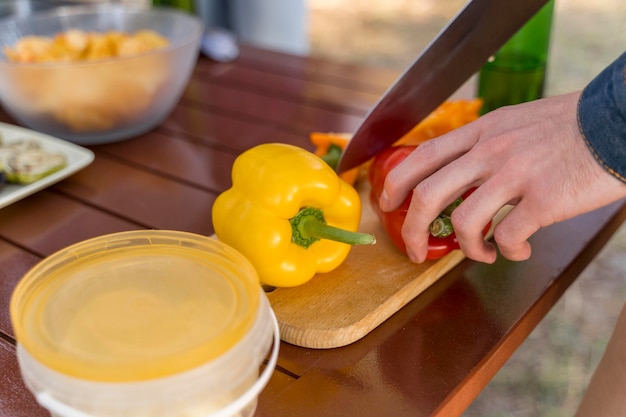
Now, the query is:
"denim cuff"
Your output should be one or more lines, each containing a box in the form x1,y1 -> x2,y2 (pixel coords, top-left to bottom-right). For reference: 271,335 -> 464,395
578,52 -> 626,184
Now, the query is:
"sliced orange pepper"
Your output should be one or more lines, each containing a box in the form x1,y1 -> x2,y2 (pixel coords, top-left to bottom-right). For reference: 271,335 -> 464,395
310,99 -> 483,184
310,132 -> 360,185
394,98 -> 483,145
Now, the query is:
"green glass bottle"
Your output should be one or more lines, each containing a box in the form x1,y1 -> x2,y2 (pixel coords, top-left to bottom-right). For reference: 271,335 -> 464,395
477,0 -> 555,114
152,0 -> 195,13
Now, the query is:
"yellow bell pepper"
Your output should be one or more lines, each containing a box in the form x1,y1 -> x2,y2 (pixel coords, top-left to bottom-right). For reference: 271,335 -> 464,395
212,143 -> 375,288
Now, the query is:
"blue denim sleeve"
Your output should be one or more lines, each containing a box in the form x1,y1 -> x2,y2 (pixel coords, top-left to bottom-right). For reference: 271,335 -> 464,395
578,52 -> 626,184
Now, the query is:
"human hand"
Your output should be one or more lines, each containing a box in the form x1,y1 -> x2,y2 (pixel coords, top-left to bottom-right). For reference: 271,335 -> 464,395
379,91 -> 626,263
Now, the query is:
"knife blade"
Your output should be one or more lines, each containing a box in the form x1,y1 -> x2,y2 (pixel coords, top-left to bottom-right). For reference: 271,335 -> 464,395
336,0 -> 550,173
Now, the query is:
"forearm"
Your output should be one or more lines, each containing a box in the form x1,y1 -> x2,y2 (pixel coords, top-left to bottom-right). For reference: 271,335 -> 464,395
570,58 -> 626,415
574,300 -> 626,417
578,52 -> 626,184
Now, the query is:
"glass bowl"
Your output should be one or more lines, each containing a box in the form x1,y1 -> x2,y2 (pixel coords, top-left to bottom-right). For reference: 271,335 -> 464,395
0,4 -> 203,144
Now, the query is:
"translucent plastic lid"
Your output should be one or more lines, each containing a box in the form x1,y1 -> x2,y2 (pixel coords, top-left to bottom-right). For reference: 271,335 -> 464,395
10,230 -> 261,382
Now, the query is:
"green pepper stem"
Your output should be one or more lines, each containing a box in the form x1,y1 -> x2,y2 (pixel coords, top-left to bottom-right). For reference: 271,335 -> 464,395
442,197 -> 463,216
291,207 -> 376,249
429,197 -> 464,237
320,144 -> 343,171
430,215 -> 454,238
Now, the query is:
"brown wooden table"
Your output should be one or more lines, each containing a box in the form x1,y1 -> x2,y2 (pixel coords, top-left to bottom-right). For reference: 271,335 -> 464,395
1,45 -> 625,417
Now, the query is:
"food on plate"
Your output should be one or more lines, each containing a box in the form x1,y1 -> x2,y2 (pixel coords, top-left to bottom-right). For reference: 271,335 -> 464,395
2,29 -> 172,132
212,143 -> 375,288
0,139 -> 67,184
368,145 -> 490,260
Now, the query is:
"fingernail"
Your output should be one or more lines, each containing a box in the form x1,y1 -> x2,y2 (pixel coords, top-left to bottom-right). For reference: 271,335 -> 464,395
380,190 -> 390,211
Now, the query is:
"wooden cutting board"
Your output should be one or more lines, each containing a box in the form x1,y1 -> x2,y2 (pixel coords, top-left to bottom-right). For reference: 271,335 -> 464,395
266,180 -> 469,349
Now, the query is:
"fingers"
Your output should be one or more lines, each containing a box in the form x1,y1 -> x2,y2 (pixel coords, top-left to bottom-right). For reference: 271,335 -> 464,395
443,181 -> 503,263
381,122 -> 481,212
401,167 -> 511,264
444,171 -> 541,263
401,184 -> 540,264
397,149 -> 542,264
490,199 -> 542,261
376,92 -> 605,265
398,170 -> 480,262
445,180 -> 543,263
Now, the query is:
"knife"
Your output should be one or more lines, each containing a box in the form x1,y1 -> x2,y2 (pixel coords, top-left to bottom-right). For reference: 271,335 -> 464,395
336,0 -> 550,173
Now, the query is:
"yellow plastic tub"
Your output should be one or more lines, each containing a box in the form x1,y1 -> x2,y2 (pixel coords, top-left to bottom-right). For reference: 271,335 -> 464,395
11,230 -> 278,417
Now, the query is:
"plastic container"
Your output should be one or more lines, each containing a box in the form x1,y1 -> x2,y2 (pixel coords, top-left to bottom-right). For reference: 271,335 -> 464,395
0,4 -> 203,144
10,230 -> 279,417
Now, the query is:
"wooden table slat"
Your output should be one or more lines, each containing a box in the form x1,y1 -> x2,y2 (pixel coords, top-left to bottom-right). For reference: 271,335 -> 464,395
182,76 -> 365,135
194,61 -> 381,114
235,45 -> 400,91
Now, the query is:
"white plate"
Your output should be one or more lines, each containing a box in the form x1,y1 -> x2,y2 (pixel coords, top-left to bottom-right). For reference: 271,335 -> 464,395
0,122 -> 95,209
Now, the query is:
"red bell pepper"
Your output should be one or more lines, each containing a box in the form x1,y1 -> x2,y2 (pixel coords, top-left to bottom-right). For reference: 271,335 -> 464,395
368,145 -> 487,261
